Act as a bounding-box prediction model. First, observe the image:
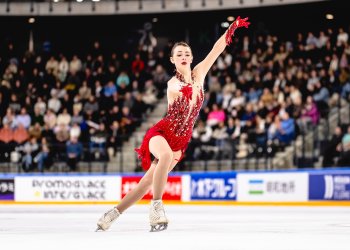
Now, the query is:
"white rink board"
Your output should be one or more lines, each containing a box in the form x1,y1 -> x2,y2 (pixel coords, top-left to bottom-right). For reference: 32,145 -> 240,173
237,172 -> 309,201
15,176 -> 121,202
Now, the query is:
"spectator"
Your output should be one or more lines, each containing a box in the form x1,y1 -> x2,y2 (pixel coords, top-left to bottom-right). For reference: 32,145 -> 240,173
34,137 -> 51,172
116,71 -> 130,88
89,123 -> 108,160
2,108 -> 17,129
0,123 -> 14,161
28,122 -> 42,139
21,137 -> 39,172
273,112 -> 295,145
299,96 -> 320,129
15,107 -> 31,129
13,123 -> 29,145
66,136 -> 83,171
48,94 -> 62,114
212,121 -> 228,149
322,126 -> 342,167
78,80 -> 92,101
34,97 -> 47,116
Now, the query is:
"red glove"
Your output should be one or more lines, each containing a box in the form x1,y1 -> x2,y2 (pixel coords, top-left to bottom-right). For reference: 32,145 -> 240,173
225,16 -> 250,45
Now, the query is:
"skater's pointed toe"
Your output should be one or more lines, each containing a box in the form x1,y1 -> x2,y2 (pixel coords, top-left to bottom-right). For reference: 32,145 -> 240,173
95,207 -> 121,232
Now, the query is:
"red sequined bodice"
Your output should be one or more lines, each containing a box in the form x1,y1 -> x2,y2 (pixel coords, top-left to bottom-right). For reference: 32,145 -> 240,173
135,71 -> 205,170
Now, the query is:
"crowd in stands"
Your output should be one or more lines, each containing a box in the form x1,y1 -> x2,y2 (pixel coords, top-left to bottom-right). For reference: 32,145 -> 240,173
0,40 -> 167,171
186,26 -> 350,167
0,23 -> 350,172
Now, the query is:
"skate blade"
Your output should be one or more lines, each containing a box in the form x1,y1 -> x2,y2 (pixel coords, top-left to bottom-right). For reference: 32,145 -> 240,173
95,225 -> 104,232
150,223 -> 168,232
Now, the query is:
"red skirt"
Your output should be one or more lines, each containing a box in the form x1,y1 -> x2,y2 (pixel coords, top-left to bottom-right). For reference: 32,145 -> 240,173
134,118 -> 191,171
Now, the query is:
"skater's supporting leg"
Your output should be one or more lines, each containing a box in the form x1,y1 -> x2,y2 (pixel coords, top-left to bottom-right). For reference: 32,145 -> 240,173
96,140 -> 180,232
149,136 -> 173,200
147,136 -> 174,232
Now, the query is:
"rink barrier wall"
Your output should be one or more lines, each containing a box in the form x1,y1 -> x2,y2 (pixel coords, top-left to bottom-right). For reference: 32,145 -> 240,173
0,168 -> 349,205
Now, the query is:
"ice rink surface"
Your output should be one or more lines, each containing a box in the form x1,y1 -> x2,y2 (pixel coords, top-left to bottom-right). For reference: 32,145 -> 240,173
0,204 -> 349,250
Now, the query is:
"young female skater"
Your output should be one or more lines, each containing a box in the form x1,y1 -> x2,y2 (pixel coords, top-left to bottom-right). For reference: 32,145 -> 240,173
96,16 -> 250,232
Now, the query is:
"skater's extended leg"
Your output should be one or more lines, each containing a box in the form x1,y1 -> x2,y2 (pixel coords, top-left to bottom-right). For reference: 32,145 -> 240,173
96,159 -> 158,231
116,159 -> 158,213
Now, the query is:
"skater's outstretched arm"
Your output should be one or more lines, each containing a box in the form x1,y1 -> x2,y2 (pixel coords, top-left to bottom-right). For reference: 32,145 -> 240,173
193,16 -> 250,81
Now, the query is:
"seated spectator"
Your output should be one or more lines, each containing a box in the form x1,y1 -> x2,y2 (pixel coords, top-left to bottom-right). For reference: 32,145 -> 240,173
72,94 -> 83,114
89,123 -> 108,160
103,81 -> 117,97
241,103 -> 256,123
268,113 -> 295,145
57,108 -> 71,127
207,103 -> 226,127
54,123 -> 70,143
34,137 -> 51,172
255,115 -> 267,150
337,125 -> 350,166
31,106 -> 45,126
71,108 -> 84,125
79,80 -> 92,101
108,121 -> 123,157
0,123 -> 14,161
299,96 -> 320,130
83,96 -> 99,117
260,88 -> 274,107
21,137 -> 39,172
322,126 -> 343,167
142,80 -> 158,109
229,89 -> 246,110
43,109 -> 57,129
312,81 -> 330,111
116,71 -> 130,88
48,94 -> 62,114
70,122 -> 81,139
66,136 -> 83,171
8,94 -> 21,114
2,108 -> 17,129
191,120 -> 213,159
120,106 -> 136,135
131,93 -> 147,124
13,123 -> 29,145
15,107 -> 31,129
212,121 -> 228,149
247,87 -> 262,104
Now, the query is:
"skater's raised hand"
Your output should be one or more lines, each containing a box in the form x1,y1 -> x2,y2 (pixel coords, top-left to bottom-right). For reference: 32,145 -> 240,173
225,16 -> 250,45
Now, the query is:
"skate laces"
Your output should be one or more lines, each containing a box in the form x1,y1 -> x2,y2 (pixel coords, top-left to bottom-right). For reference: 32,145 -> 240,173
103,207 -> 120,223
152,201 -> 166,217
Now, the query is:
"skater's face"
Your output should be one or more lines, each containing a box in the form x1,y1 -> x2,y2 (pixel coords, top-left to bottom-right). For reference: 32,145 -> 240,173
170,45 -> 193,70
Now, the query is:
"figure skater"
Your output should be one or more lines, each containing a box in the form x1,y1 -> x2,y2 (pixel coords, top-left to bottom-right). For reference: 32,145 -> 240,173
96,16 -> 250,232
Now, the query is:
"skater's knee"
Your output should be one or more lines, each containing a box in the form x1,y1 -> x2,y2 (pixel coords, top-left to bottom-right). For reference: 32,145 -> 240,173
158,151 -> 173,164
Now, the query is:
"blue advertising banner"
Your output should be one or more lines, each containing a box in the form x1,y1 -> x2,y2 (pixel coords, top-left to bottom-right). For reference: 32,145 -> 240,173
309,173 -> 350,200
0,179 -> 14,200
190,172 -> 236,200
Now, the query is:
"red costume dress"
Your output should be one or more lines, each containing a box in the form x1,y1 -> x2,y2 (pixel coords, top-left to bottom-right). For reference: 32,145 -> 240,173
135,71 -> 205,170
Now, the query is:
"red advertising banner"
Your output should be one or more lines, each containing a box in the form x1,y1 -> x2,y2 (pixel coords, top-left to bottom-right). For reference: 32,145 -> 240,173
121,176 -> 182,200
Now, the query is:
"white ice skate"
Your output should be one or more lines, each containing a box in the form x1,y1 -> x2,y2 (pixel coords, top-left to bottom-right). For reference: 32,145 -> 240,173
95,207 -> 121,232
149,199 -> 168,232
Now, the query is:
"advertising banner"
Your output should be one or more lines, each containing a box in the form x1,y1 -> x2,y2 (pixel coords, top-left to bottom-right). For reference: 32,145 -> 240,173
190,172 -> 237,200
15,176 -> 121,202
0,179 -> 14,200
237,172 -> 308,201
309,173 -> 350,200
121,176 -> 182,200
